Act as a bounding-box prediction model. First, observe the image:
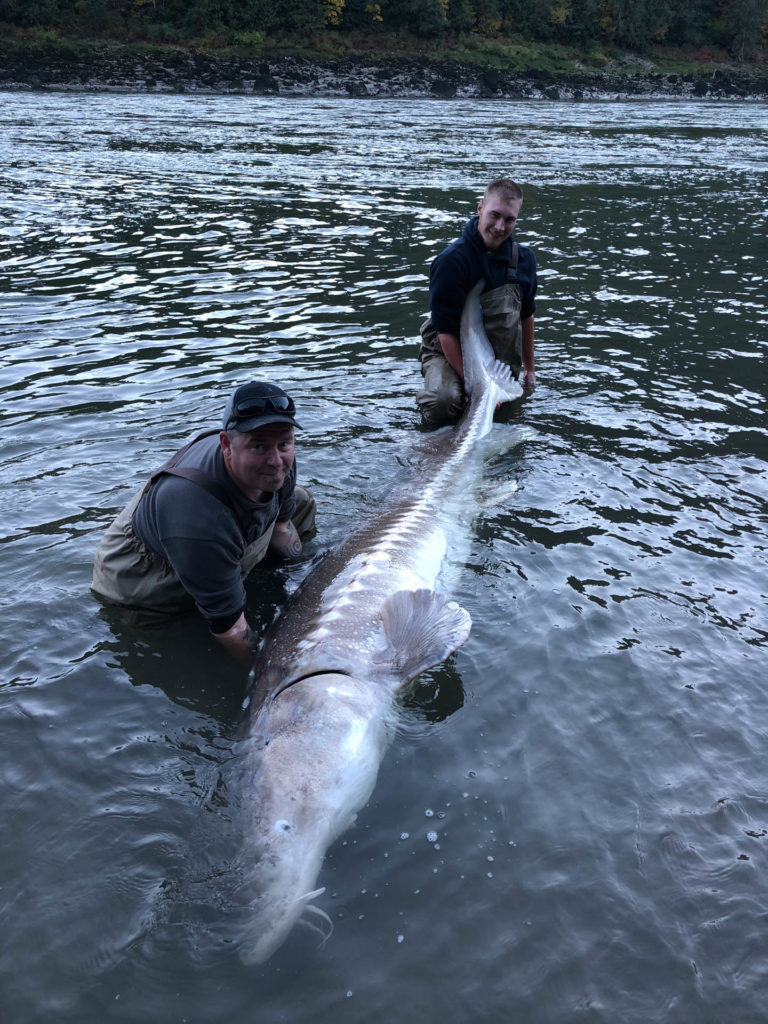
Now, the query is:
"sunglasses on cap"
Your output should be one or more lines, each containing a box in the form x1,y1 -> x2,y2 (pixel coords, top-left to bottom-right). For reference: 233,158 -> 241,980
225,393 -> 296,428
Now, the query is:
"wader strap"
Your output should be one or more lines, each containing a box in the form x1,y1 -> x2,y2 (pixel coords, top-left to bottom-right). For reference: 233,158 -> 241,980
141,428 -> 245,525
158,465 -> 240,515
508,241 -> 519,278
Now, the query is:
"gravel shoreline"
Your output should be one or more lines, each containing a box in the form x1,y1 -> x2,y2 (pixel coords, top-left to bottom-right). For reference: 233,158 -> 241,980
2,47 -> 767,100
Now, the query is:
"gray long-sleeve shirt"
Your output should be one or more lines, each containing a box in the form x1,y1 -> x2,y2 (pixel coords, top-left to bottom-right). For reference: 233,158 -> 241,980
132,432 -> 296,632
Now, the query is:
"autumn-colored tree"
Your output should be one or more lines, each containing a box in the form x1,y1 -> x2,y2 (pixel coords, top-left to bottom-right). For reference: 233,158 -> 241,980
2,0 -> 766,55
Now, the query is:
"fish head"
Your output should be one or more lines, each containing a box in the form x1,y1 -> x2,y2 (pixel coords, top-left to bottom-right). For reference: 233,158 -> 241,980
234,672 -> 393,963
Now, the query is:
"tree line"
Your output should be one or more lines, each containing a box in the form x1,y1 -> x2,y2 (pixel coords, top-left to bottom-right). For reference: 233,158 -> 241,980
2,0 -> 766,59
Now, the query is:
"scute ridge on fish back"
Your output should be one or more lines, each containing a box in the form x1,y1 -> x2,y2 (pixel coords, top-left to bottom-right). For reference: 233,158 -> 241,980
231,280 -> 522,962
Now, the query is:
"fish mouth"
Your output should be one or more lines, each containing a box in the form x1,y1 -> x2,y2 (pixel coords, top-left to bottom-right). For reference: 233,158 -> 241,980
237,887 -> 331,965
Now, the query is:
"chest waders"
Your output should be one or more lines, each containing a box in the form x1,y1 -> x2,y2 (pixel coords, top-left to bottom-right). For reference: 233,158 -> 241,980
416,243 -> 522,426
419,242 -> 522,371
91,430 -> 276,613
479,255 -> 523,374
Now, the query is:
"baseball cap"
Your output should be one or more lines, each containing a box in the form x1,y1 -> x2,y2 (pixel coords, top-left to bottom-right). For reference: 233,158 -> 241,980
221,381 -> 301,433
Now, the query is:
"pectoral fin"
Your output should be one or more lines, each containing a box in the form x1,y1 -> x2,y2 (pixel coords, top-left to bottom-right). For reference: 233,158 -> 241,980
374,589 -> 472,687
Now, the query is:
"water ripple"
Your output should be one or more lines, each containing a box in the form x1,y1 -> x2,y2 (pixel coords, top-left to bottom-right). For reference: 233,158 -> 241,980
1,92 -> 768,1024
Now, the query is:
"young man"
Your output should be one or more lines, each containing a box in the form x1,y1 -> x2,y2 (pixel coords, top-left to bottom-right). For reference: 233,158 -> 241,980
91,381 -> 315,666
417,177 -> 537,426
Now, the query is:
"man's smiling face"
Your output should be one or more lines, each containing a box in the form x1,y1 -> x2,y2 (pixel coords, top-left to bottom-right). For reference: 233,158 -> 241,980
476,193 -> 522,251
220,424 -> 295,500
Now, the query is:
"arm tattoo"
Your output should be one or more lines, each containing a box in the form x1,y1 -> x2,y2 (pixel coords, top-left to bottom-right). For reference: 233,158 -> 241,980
284,521 -> 302,555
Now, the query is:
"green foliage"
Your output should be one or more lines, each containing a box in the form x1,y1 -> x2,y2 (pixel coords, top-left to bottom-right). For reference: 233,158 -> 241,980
713,0 -> 767,57
0,0 -> 60,28
229,29 -> 264,49
1,0 -> 765,57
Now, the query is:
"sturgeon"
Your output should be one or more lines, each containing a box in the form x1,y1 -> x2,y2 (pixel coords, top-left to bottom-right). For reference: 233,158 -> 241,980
231,281 -> 522,963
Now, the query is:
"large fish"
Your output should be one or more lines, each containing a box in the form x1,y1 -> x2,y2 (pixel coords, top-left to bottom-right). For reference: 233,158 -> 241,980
231,281 -> 522,963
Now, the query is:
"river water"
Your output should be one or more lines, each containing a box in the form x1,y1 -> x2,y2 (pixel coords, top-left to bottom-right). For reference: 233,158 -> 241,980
1,91 -> 767,1023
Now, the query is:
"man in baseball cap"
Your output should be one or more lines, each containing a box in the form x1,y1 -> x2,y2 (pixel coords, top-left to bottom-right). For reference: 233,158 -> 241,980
92,381 -> 315,666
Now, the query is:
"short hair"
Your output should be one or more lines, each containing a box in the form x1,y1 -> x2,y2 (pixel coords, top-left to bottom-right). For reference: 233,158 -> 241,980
483,178 -> 524,204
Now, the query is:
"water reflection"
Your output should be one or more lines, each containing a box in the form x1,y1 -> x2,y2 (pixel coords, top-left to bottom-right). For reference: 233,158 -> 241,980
95,606 -> 246,722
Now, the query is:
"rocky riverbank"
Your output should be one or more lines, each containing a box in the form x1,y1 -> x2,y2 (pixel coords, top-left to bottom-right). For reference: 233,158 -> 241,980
2,43 -> 767,101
